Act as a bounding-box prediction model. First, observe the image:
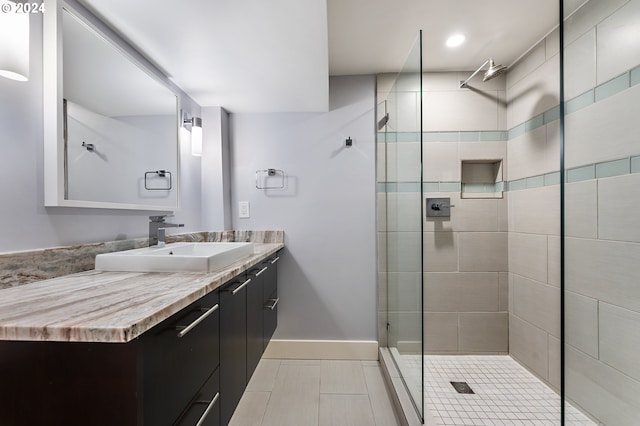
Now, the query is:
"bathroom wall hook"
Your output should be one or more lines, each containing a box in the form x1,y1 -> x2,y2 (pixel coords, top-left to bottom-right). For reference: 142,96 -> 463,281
82,142 -> 94,152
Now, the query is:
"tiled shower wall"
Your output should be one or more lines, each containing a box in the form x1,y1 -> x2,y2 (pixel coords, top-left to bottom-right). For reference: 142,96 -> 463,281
563,0 -> 640,424
504,19 -> 562,392
508,1 -> 640,423
378,71 -> 509,354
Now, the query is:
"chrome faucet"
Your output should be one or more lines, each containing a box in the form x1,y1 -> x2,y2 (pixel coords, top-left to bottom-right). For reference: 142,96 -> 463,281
149,215 -> 184,246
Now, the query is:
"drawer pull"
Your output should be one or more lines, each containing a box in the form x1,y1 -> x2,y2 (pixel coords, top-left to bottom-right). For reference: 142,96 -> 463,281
176,304 -> 219,338
232,278 -> 251,295
264,297 -> 279,310
195,392 -> 220,426
255,266 -> 268,277
270,256 -> 280,264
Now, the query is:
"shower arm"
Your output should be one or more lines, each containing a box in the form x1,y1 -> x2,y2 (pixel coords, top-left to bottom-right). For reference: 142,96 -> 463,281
459,59 -> 491,88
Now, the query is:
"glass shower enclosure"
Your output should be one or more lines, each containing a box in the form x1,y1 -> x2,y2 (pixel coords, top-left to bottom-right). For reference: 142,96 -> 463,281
378,1 -> 640,424
378,31 -> 424,421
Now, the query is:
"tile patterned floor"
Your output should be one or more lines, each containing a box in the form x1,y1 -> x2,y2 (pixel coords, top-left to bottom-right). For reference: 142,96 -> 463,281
229,359 -> 401,426
397,354 -> 596,426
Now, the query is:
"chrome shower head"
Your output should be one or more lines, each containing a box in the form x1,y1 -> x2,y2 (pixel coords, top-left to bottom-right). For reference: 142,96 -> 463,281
483,59 -> 507,82
459,58 -> 508,88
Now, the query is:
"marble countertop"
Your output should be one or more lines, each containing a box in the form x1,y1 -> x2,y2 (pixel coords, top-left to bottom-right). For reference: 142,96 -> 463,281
0,243 -> 283,343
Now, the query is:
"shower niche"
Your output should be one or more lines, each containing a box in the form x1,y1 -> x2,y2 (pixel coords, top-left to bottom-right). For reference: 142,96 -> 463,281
460,159 -> 504,199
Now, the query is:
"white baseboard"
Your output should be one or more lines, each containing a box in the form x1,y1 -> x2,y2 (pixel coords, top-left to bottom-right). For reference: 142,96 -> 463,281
263,339 -> 379,361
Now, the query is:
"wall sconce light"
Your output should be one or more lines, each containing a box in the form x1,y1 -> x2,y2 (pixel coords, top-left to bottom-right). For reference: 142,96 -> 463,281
183,113 -> 203,157
0,1 -> 30,82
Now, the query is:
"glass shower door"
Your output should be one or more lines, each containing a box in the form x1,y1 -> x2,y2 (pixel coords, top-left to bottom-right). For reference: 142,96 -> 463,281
383,31 -> 424,421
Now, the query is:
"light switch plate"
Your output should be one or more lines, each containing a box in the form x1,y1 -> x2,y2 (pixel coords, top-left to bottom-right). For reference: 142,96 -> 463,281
239,201 -> 250,218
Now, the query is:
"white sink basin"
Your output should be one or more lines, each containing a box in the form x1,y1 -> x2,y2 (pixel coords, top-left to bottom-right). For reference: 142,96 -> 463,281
95,242 -> 254,273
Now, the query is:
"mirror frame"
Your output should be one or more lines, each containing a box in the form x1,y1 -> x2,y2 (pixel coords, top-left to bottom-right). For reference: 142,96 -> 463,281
43,0 -> 181,210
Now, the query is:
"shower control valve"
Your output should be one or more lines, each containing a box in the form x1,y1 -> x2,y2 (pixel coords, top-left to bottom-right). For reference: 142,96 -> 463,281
426,197 -> 454,218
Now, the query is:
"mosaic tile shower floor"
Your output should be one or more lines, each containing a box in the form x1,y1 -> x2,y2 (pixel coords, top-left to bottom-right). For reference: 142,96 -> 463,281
397,354 -> 595,426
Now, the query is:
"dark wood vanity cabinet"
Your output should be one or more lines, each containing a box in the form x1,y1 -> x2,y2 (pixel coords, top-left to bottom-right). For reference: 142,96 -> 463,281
174,368 -> 220,426
220,252 -> 279,425
144,289 -> 220,426
0,290 -> 221,426
263,254 -> 279,348
247,264 -> 266,379
247,253 -> 280,383
0,250 -> 280,426
219,275 -> 249,425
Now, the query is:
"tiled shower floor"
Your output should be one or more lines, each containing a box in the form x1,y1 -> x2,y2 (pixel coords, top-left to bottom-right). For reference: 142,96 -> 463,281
396,354 -> 595,426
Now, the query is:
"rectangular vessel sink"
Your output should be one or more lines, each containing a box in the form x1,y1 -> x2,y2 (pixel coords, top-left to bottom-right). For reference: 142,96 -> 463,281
95,242 -> 254,273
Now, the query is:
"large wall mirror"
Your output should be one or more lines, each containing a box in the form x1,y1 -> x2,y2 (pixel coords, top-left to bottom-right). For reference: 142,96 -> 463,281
44,0 -> 179,210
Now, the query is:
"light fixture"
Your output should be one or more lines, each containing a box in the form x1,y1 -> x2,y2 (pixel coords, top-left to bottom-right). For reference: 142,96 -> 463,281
0,1 -> 30,82
446,33 -> 465,48
183,114 -> 203,157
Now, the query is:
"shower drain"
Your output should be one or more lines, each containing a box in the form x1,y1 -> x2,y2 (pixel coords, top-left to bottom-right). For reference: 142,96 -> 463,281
450,381 -> 475,394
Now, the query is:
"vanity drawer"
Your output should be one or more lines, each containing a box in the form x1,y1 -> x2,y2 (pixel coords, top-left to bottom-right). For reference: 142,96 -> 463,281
143,290 -> 220,426
264,288 -> 278,349
262,255 -> 279,299
220,276 -> 249,425
174,367 -> 220,426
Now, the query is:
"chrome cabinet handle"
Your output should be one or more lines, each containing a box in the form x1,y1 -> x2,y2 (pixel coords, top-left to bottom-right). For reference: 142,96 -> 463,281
264,297 -> 279,310
270,256 -> 280,264
232,278 -> 251,295
255,266 -> 268,277
195,392 -> 220,426
176,304 -> 219,338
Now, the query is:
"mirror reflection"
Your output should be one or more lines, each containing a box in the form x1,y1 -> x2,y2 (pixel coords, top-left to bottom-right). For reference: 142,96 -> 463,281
61,9 -> 178,208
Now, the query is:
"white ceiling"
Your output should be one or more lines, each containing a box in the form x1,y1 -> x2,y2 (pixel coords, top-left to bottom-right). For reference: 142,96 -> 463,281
79,0 -> 329,113
78,0 -> 587,113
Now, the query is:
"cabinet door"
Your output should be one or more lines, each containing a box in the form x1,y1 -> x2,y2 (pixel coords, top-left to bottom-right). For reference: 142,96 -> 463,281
247,264 -> 266,381
263,254 -> 279,349
174,367 -> 220,426
143,290 -> 220,426
219,276 -> 249,425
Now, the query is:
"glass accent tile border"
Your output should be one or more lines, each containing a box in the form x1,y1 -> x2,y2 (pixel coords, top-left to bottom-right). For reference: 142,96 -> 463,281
377,155 -> 640,193
399,354 -> 595,426
566,156 -> 639,183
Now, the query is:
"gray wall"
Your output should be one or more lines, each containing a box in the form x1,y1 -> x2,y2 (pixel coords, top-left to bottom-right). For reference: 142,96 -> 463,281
0,13 -> 203,253
229,75 -> 377,341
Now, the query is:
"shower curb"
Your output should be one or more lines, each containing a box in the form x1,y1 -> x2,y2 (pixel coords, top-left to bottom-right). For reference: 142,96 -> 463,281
379,347 -> 428,426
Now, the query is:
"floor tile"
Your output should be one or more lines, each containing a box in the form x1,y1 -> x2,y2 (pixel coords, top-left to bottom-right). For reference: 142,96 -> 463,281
319,394 -> 376,426
320,360 -> 368,394
261,364 -> 321,426
228,391 -> 270,426
246,359 -> 281,392
363,365 -> 402,426
232,358 -> 401,426
397,354 -> 596,426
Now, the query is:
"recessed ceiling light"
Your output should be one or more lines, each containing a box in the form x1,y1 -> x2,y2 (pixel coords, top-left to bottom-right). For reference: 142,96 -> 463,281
446,34 -> 466,48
